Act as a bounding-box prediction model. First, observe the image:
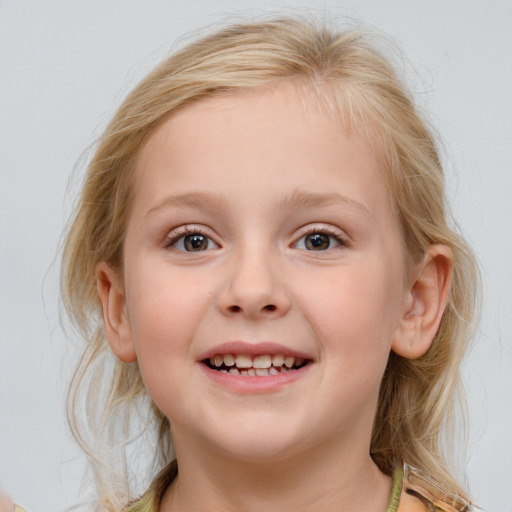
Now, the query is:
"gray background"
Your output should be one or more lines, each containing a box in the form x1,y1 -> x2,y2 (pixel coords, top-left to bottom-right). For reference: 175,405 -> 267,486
1,1 -> 511,511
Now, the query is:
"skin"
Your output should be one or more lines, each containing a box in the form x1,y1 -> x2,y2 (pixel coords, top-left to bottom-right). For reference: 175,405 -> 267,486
97,83 -> 452,511
0,492 -> 13,512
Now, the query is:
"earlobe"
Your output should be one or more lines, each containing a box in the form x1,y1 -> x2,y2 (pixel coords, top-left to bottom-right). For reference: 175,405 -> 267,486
96,261 -> 137,363
392,245 -> 453,359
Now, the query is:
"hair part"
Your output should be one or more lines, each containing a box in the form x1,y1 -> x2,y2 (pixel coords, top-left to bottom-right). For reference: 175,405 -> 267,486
62,15 -> 480,510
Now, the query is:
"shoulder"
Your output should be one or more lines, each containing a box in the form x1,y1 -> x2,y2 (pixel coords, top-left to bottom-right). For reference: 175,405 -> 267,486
0,493 -> 28,512
397,463 -> 476,512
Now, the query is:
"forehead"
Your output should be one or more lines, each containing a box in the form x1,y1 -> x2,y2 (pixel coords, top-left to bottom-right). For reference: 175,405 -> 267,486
132,83 -> 395,219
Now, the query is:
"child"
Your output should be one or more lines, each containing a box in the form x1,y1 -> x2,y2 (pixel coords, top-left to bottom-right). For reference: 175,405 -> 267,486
60,16 -> 480,512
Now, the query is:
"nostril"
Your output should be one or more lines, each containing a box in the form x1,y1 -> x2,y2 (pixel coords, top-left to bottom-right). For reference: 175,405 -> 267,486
225,304 -> 278,314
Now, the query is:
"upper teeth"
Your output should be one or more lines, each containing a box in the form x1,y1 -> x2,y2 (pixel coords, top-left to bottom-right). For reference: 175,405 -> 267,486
209,354 -> 304,369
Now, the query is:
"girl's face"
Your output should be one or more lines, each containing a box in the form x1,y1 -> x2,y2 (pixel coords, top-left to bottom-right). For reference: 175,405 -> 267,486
104,84 -> 414,462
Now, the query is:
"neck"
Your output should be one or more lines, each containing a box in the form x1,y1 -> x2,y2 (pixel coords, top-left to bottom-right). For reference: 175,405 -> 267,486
159,434 -> 392,512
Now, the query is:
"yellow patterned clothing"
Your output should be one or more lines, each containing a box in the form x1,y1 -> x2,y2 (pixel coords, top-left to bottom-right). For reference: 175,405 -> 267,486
394,464 -> 474,512
126,461 -> 476,512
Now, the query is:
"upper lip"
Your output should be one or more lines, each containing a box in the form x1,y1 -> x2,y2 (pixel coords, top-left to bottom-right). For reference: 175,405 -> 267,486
198,341 -> 313,361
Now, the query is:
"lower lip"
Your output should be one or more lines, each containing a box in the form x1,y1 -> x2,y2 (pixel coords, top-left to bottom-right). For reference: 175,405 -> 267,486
198,363 -> 310,393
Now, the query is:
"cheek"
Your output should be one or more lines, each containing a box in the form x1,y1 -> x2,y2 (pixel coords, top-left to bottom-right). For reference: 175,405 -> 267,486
124,263 -> 213,375
124,271 -> 211,418
296,261 -> 404,359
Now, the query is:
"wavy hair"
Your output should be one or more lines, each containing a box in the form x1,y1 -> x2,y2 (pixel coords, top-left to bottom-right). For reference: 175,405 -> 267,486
61,16 -> 480,510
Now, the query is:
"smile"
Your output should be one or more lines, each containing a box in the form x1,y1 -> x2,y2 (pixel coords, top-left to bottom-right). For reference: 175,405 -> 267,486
203,354 -> 308,376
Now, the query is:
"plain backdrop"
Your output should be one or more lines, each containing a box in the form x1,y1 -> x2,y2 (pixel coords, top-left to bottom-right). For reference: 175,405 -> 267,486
1,1 -> 511,511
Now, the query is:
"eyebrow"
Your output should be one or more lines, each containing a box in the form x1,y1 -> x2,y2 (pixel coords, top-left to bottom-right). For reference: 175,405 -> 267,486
277,189 -> 374,220
146,192 -> 229,216
146,189 -> 373,220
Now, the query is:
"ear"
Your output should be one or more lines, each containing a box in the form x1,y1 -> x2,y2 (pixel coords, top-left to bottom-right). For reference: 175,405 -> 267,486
95,261 -> 137,363
392,245 -> 453,359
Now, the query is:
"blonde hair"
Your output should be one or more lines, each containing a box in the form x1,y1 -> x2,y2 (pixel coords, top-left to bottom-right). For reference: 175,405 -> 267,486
62,16 -> 480,510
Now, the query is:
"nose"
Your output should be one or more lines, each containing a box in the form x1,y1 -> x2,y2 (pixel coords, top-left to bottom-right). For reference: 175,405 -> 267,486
217,249 -> 291,319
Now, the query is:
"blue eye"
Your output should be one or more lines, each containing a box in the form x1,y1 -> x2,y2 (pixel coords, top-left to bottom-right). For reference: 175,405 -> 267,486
170,232 -> 218,252
295,232 -> 342,251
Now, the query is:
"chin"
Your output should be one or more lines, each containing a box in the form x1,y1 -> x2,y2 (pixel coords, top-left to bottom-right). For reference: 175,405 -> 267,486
217,438 -> 302,465
209,417 -> 316,464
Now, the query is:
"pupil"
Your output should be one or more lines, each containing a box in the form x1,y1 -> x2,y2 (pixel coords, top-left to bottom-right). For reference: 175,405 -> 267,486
184,234 -> 207,251
306,233 -> 329,250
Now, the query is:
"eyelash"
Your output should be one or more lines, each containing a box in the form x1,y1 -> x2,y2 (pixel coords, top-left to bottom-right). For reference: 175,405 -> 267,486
163,226 -> 218,252
293,227 -> 349,251
163,225 -> 349,252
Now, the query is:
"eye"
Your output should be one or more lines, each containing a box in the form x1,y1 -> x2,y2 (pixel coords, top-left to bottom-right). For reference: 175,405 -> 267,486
166,231 -> 219,252
294,230 -> 344,251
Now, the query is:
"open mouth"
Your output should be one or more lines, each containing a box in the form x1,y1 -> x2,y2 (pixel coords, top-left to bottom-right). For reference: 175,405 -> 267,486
203,354 -> 309,376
